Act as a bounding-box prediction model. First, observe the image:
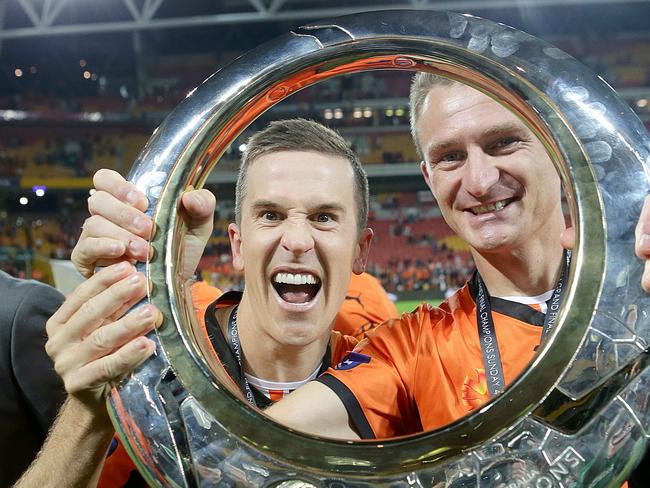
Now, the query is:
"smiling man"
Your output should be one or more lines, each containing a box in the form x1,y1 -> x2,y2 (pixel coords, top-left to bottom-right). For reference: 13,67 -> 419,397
263,74 -> 650,442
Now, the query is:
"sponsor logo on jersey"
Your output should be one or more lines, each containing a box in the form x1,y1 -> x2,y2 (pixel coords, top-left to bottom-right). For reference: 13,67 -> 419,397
335,352 -> 371,370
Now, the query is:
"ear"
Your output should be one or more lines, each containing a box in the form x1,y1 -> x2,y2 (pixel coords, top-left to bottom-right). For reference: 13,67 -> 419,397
420,160 -> 437,199
228,223 -> 244,272
352,227 -> 374,275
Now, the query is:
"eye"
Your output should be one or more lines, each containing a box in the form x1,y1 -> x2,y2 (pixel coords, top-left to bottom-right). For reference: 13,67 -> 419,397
431,151 -> 465,169
314,213 -> 333,223
490,137 -> 521,151
440,151 -> 463,163
261,211 -> 280,221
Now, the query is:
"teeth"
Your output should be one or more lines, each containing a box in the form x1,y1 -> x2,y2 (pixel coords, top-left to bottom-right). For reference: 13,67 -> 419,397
472,199 -> 509,215
274,272 -> 319,285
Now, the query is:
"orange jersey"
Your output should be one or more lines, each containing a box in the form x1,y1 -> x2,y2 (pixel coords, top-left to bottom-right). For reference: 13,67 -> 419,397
319,278 -> 546,439
100,281 -> 357,487
334,272 -> 399,339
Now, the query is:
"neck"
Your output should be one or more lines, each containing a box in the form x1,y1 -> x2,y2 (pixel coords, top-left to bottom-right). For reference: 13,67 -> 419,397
472,238 -> 566,298
217,297 -> 329,383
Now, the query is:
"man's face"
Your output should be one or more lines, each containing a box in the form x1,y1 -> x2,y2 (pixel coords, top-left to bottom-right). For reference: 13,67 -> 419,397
229,150 -> 372,346
416,83 -> 562,254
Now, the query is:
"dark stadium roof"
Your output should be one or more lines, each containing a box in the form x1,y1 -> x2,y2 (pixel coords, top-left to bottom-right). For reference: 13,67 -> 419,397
1,0 -> 649,98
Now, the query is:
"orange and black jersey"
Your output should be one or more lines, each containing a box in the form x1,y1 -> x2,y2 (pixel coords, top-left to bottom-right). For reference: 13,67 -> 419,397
334,272 -> 399,339
99,283 -> 358,487
318,273 -> 549,439
204,290 -> 358,407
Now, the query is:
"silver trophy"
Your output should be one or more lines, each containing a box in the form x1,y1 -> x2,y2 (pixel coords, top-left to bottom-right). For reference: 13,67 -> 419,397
109,10 -> 650,487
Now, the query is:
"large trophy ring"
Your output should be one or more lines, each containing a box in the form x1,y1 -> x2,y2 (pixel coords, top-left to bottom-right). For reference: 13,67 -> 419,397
111,9 -> 650,487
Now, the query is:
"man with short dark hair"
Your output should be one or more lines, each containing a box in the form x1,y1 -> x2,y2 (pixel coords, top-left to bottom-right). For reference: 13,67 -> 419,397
16,118 -> 396,487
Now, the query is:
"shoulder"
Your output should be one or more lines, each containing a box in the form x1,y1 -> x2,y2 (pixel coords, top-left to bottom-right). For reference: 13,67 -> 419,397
330,330 -> 359,360
401,302 -> 449,331
190,281 -> 223,310
0,272 -> 64,323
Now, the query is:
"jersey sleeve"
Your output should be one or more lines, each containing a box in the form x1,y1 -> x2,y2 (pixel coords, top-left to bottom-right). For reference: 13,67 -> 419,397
318,308 -> 430,439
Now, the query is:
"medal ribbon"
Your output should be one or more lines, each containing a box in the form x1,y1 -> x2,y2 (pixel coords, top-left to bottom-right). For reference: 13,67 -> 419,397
476,250 -> 571,398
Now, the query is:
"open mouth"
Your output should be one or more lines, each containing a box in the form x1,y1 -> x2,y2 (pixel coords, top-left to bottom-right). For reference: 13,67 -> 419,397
468,197 -> 516,215
272,272 -> 321,304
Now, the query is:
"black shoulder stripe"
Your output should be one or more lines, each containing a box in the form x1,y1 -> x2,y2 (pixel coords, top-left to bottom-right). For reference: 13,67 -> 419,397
489,297 -> 545,326
315,374 -> 375,439
468,270 -> 545,326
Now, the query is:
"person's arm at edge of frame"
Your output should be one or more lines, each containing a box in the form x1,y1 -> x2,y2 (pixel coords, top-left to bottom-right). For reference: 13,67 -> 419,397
14,395 -> 115,488
265,381 -> 361,440
15,263 -> 158,488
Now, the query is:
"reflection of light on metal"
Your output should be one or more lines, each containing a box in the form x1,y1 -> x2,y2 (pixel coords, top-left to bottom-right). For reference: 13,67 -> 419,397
186,87 -> 197,98
334,108 -> 343,119
323,108 -> 333,120
14,68 -> 23,77
0,110 -> 28,121
19,197 -> 28,205
83,112 -> 103,122
637,99 -> 648,109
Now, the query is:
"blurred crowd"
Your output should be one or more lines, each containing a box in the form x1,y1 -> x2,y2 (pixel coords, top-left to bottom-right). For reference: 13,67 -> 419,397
0,196 -> 473,299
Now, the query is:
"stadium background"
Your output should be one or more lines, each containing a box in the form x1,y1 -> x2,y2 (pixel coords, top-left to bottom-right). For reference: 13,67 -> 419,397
0,0 -> 649,314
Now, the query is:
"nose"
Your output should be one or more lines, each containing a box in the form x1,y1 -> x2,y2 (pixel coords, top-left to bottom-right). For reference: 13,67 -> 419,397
280,219 -> 315,257
461,147 -> 500,198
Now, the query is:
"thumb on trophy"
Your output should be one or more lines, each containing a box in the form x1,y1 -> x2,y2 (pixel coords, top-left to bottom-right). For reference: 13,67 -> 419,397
179,187 -> 216,281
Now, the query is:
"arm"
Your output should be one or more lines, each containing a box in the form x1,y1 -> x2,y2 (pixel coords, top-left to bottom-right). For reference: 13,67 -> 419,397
16,263 -> 159,488
15,396 -> 114,488
73,168 -> 215,280
265,381 -> 360,440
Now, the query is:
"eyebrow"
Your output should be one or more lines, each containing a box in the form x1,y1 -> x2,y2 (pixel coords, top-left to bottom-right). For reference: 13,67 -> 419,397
480,122 -> 530,140
251,200 -> 280,211
425,122 -> 529,160
250,200 -> 347,214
